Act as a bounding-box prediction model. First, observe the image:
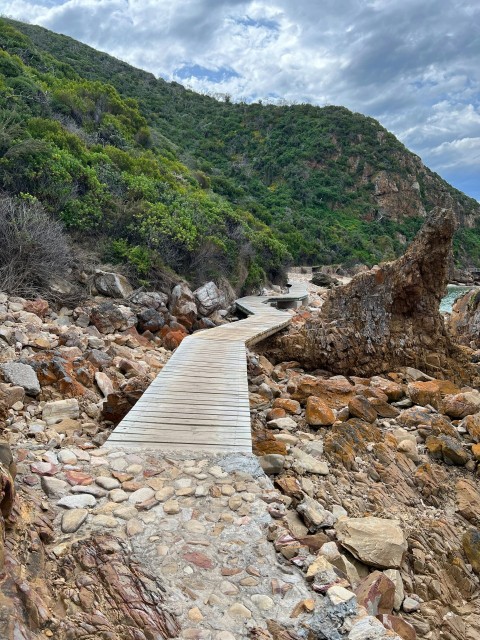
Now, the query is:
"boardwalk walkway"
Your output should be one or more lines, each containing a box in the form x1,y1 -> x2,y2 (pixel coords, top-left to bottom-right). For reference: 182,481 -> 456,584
105,283 -> 308,452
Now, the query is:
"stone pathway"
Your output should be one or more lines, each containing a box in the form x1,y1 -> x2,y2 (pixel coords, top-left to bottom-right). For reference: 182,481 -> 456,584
22,445 -> 318,638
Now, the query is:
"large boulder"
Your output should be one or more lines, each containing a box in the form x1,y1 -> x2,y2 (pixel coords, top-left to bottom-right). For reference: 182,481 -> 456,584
193,281 -> 224,316
129,291 -> 169,309
335,517 -> 408,569
310,272 -> 340,288
170,283 -> 197,326
137,308 -> 165,333
94,271 -> 133,299
90,302 -> 137,334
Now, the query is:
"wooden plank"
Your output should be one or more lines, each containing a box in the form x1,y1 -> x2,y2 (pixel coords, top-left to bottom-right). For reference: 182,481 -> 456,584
105,282 -> 307,452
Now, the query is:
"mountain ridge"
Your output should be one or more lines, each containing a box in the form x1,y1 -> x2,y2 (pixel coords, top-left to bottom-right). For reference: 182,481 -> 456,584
1,17 -> 480,291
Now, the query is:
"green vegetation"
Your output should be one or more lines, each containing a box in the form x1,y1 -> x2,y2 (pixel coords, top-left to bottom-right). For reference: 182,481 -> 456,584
0,17 -> 479,293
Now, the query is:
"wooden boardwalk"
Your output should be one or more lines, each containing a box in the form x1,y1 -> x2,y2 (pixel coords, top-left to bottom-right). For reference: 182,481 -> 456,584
105,283 -> 308,452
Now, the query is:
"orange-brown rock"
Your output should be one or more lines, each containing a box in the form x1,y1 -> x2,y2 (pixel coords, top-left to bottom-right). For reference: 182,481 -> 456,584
369,397 -> 400,418
23,298 -> 49,317
472,443 -> 480,461
253,431 -> 288,456
162,330 -> 186,351
456,479 -> 480,526
377,614 -> 416,640
273,398 -> 301,415
275,476 -> 303,499
462,414 -> 480,442
348,395 -> 378,423
426,435 -> 470,466
407,381 -> 443,409
267,407 -> 286,421
324,419 -> 382,470
370,376 -> 405,401
305,396 -> 335,426
291,375 -> 355,409
442,392 -> 480,418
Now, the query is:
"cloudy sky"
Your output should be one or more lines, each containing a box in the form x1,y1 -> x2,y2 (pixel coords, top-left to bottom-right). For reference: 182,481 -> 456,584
3,0 -> 479,200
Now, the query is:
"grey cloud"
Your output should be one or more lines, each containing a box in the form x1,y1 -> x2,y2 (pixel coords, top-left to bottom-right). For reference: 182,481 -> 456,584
2,0 -> 479,200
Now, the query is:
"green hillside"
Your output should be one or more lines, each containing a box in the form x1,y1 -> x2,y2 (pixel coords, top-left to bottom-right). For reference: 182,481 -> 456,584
1,17 -> 479,292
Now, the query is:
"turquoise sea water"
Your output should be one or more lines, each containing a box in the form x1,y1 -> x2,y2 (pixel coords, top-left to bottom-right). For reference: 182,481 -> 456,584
439,285 -> 473,314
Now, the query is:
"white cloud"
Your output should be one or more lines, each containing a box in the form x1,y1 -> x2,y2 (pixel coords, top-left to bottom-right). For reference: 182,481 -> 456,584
2,0 -> 480,199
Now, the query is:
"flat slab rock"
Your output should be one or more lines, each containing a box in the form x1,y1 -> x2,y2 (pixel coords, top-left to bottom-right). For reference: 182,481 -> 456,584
335,517 -> 408,569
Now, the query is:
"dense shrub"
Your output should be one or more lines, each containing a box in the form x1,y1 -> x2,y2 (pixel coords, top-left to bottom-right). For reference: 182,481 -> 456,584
0,194 -> 71,297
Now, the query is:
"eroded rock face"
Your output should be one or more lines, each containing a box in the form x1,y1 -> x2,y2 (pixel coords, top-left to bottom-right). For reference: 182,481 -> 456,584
263,208 -> 478,384
448,288 -> 480,348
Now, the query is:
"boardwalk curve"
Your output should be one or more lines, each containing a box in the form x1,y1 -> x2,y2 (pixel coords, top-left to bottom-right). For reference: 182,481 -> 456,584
105,283 -> 308,452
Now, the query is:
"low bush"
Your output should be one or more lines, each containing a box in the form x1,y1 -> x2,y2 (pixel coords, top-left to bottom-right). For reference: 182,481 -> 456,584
0,193 -> 71,298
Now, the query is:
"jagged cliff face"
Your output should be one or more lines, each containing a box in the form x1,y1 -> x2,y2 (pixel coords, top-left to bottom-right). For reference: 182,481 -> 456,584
361,154 -> 478,228
263,208 -> 479,384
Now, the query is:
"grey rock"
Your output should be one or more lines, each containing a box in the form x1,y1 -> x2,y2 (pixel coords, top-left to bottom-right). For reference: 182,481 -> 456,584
193,281 -> 224,316
219,453 -> 264,478
402,596 -> 421,613
57,494 -> 97,509
267,416 -> 297,431
258,454 -> 285,475
70,485 -> 107,498
41,476 -> 68,498
170,283 -> 197,323
96,476 -> 121,490
297,495 -> 336,531
292,448 -> 329,475
61,509 -> 88,533
129,291 -> 169,309
94,270 -> 133,298
1,362 -> 40,396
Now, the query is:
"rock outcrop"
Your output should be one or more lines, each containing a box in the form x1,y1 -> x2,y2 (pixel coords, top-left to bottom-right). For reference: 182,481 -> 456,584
448,288 -> 480,348
263,208 -> 478,384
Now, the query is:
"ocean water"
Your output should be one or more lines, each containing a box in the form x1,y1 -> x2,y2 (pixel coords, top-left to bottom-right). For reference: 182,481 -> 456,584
440,285 -> 473,314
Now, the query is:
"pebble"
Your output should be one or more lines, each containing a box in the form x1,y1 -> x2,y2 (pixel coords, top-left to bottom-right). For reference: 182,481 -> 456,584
61,509 -> 88,533
114,505 -> 138,520
96,476 -> 120,490
110,489 -> 129,503
57,449 -> 78,465
126,519 -> 145,536
92,515 -> 118,528
163,499 -> 180,515
57,494 -> 96,509
125,463 -> 143,475
227,603 -> 252,619
251,594 -> 274,610
70,484 -> 107,498
156,486 -> 175,501
129,487 -> 155,504
41,476 -> 68,498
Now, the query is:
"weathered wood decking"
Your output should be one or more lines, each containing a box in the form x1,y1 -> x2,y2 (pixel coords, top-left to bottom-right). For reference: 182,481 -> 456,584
105,283 -> 308,452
